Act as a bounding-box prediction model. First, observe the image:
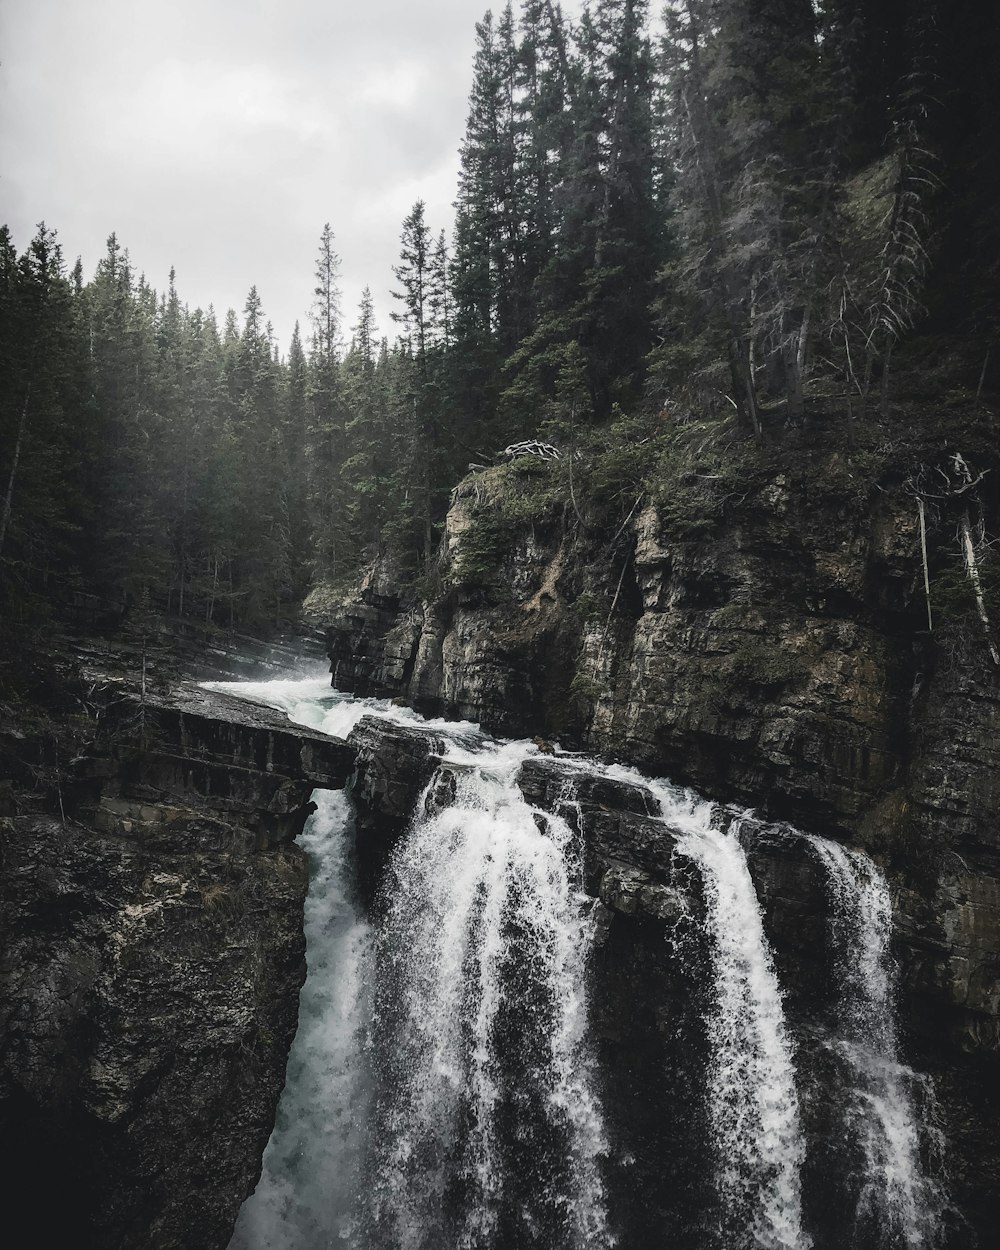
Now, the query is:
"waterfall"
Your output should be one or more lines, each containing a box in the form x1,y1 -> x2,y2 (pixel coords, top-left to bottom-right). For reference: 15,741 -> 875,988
208,674 -> 946,1250
644,781 -> 812,1250
365,742 -> 611,1250
230,788 -> 373,1249
807,837 -> 944,1247
211,679 -> 610,1249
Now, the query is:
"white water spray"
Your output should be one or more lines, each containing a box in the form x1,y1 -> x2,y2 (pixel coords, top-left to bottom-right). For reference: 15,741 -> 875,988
202,674 -> 481,743
807,837 -> 943,1247
208,673 -> 945,1250
645,781 -> 812,1250
367,742 -> 611,1250
213,679 -> 610,1249
229,787 -> 373,1249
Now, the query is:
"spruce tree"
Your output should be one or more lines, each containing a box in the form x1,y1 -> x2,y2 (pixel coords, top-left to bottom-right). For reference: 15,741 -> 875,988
307,224 -> 348,582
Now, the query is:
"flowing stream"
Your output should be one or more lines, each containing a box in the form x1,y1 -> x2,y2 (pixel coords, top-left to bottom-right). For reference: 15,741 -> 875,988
230,787 -> 372,1250
211,673 -> 942,1250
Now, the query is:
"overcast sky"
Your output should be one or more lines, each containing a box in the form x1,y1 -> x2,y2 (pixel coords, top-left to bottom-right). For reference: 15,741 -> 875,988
0,0 -> 579,354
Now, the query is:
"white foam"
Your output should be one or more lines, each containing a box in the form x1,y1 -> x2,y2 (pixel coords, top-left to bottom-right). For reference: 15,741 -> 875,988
229,789 -> 373,1249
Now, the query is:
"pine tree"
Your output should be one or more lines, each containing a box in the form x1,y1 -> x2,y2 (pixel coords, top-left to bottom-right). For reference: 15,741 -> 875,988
0,224 -> 81,620
341,289 -> 391,557
659,0 -> 763,434
307,225 -> 348,582
392,202 -> 444,570
392,201 -> 433,363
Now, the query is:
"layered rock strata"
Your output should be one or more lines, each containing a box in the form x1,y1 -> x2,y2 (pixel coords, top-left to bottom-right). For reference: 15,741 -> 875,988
324,425 -> 1000,1239
346,713 -> 987,1246
0,678 -> 352,1250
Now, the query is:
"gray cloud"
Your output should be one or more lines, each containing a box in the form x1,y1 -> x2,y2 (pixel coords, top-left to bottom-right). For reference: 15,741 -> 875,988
0,0 -> 541,350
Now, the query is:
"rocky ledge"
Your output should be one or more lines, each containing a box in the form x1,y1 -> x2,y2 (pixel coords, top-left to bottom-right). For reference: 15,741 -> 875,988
321,426 -> 1000,1059
0,668 -> 352,1250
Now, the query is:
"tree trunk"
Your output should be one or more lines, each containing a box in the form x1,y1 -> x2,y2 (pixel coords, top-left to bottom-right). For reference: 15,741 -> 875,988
960,510 -> 999,666
786,343 -> 804,425
791,304 -> 811,426
0,386 -> 31,570
423,475 -> 434,577
207,552 -> 218,624
178,463 -> 189,617
879,341 -> 894,418
859,351 -> 873,420
918,498 -> 932,632
732,341 -> 762,440
976,344 -> 992,408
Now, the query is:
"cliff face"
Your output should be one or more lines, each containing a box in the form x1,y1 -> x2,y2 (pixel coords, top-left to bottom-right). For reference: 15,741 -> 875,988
0,672 -> 352,1250
345,713 -> 977,1246
324,417 -> 1000,1236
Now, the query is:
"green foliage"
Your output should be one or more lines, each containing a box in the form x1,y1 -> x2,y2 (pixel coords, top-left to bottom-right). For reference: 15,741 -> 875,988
5,0 -> 997,626
727,638 -> 803,693
489,458 -> 563,524
566,671 -> 603,724
567,589 -> 602,621
452,510 -> 520,585
449,459 -> 563,586
0,226 -> 318,633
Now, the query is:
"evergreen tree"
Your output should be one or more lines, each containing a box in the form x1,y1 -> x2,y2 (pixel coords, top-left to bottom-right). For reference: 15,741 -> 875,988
341,290 -> 392,558
392,201 -> 439,570
0,224 -> 82,621
307,224 -> 348,581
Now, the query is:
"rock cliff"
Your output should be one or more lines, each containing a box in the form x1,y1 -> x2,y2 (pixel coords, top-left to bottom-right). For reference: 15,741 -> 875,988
323,413 -> 1000,1240
0,663 -> 352,1249
345,711 -> 985,1245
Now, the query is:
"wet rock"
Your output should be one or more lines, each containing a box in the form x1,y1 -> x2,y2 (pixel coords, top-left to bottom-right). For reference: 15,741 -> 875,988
0,675 -> 355,1250
318,443 -> 1000,1239
346,715 -> 445,906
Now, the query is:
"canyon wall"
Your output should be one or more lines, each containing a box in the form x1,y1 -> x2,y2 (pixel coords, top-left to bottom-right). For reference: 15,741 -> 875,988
0,671 -> 352,1249
323,419 -> 1000,1238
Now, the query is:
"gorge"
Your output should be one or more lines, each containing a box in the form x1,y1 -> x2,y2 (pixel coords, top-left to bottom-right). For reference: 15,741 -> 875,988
3,414 -> 1000,1248
3,0 -> 999,1244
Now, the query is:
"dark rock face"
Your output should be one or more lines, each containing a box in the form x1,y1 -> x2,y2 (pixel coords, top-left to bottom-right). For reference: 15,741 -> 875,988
320,446 -> 1000,1241
346,715 -> 445,906
0,678 -> 353,1250
333,715 -> 984,1245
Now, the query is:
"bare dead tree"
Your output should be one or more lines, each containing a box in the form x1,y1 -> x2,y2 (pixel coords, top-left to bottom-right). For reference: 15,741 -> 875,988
907,454 -> 998,666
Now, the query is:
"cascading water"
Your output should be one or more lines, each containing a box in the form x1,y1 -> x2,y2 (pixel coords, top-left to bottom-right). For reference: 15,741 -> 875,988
643,781 -> 812,1250
213,678 -> 610,1250
806,837 -> 944,1248
365,742 -> 611,1250
210,672 -> 945,1250
230,788 -> 372,1249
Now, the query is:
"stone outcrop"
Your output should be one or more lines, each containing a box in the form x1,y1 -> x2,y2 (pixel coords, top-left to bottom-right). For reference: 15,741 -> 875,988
321,433 -> 1000,1038
0,672 -> 352,1250
322,420 -> 1000,1241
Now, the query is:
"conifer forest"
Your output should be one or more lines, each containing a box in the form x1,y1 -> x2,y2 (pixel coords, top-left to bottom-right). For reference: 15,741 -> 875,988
3,0 -> 996,648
